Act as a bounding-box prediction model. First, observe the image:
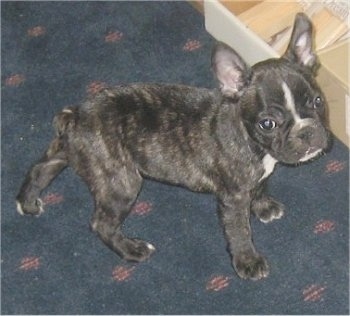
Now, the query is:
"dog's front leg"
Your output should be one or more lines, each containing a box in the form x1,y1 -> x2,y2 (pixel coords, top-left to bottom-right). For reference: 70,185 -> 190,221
218,192 -> 269,280
251,181 -> 285,223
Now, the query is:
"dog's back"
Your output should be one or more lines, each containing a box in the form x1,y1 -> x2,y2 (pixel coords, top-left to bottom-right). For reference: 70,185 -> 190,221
54,84 -> 229,192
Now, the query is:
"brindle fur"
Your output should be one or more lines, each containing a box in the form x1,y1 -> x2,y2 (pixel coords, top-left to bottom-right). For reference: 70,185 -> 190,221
16,13 -> 330,280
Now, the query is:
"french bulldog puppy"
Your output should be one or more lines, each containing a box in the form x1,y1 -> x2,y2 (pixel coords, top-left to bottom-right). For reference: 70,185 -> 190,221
16,13 -> 330,280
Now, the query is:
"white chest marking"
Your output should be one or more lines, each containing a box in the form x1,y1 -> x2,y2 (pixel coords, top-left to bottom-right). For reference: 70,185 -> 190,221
260,154 -> 277,181
282,82 -> 302,123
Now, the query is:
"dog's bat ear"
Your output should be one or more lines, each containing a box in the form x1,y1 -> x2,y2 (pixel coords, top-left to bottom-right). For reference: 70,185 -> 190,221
283,13 -> 318,71
211,42 -> 251,97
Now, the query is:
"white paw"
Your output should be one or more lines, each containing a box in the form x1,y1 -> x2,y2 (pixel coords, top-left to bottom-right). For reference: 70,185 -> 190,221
146,242 -> 156,251
16,201 -> 24,215
15,198 -> 44,216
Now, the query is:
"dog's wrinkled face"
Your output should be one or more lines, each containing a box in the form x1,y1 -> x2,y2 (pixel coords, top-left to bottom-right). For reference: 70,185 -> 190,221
240,60 -> 329,164
212,13 -> 330,165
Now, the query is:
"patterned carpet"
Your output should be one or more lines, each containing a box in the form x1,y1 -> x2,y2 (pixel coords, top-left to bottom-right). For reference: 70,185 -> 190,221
1,2 -> 349,314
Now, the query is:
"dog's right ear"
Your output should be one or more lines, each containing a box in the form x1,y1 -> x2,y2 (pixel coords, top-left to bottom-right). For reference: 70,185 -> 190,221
283,13 -> 318,71
211,42 -> 251,97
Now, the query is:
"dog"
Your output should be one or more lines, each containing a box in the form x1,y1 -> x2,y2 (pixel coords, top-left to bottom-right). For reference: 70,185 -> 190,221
16,13 -> 330,280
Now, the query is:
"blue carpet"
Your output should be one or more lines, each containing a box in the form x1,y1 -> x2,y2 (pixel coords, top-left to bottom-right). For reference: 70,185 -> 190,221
1,2 -> 349,315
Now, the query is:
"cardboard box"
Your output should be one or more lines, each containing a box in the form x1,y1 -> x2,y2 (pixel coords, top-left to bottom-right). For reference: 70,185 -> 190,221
317,40 -> 349,146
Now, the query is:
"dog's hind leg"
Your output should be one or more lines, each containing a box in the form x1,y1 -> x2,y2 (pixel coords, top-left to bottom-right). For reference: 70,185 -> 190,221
16,108 -> 75,216
16,137 -> 68,216
88,163 -> 155,262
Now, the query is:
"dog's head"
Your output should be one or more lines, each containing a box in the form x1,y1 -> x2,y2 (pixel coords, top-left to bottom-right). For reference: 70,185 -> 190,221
212,13 -> 330,164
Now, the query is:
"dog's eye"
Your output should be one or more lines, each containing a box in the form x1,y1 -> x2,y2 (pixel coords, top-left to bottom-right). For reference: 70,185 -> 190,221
258,119 -> 277,131
313,96 -> 323,108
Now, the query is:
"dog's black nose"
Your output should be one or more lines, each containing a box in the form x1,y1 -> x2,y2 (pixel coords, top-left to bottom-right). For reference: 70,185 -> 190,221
297,127 -> 314,141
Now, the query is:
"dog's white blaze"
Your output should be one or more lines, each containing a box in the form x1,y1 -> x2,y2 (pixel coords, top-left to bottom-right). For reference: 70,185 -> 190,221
282,82 -> 301,123
260,154 -> 277,181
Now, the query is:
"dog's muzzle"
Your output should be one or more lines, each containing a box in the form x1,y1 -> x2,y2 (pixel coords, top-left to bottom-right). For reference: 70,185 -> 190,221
289,118 -> 329,163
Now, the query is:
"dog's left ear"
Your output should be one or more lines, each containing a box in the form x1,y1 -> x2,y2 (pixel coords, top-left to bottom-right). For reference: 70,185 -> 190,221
211,42 -> 251,97
283,13 -> 318,71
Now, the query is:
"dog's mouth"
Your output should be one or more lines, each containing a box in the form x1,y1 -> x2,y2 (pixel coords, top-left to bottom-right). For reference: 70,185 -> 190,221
279,125 -> 330,164
274,144 -> 326,165
298,147 -> 323,162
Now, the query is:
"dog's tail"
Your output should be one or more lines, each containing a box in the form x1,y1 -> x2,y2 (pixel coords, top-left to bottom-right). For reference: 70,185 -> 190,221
53,106 -> 78,136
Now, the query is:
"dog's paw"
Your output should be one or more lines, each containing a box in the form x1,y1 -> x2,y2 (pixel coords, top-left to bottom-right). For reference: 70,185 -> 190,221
233,251 -> 269,280
119,238 -> 156,263
16,198 -> 44,216
251,196 -> 285,223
